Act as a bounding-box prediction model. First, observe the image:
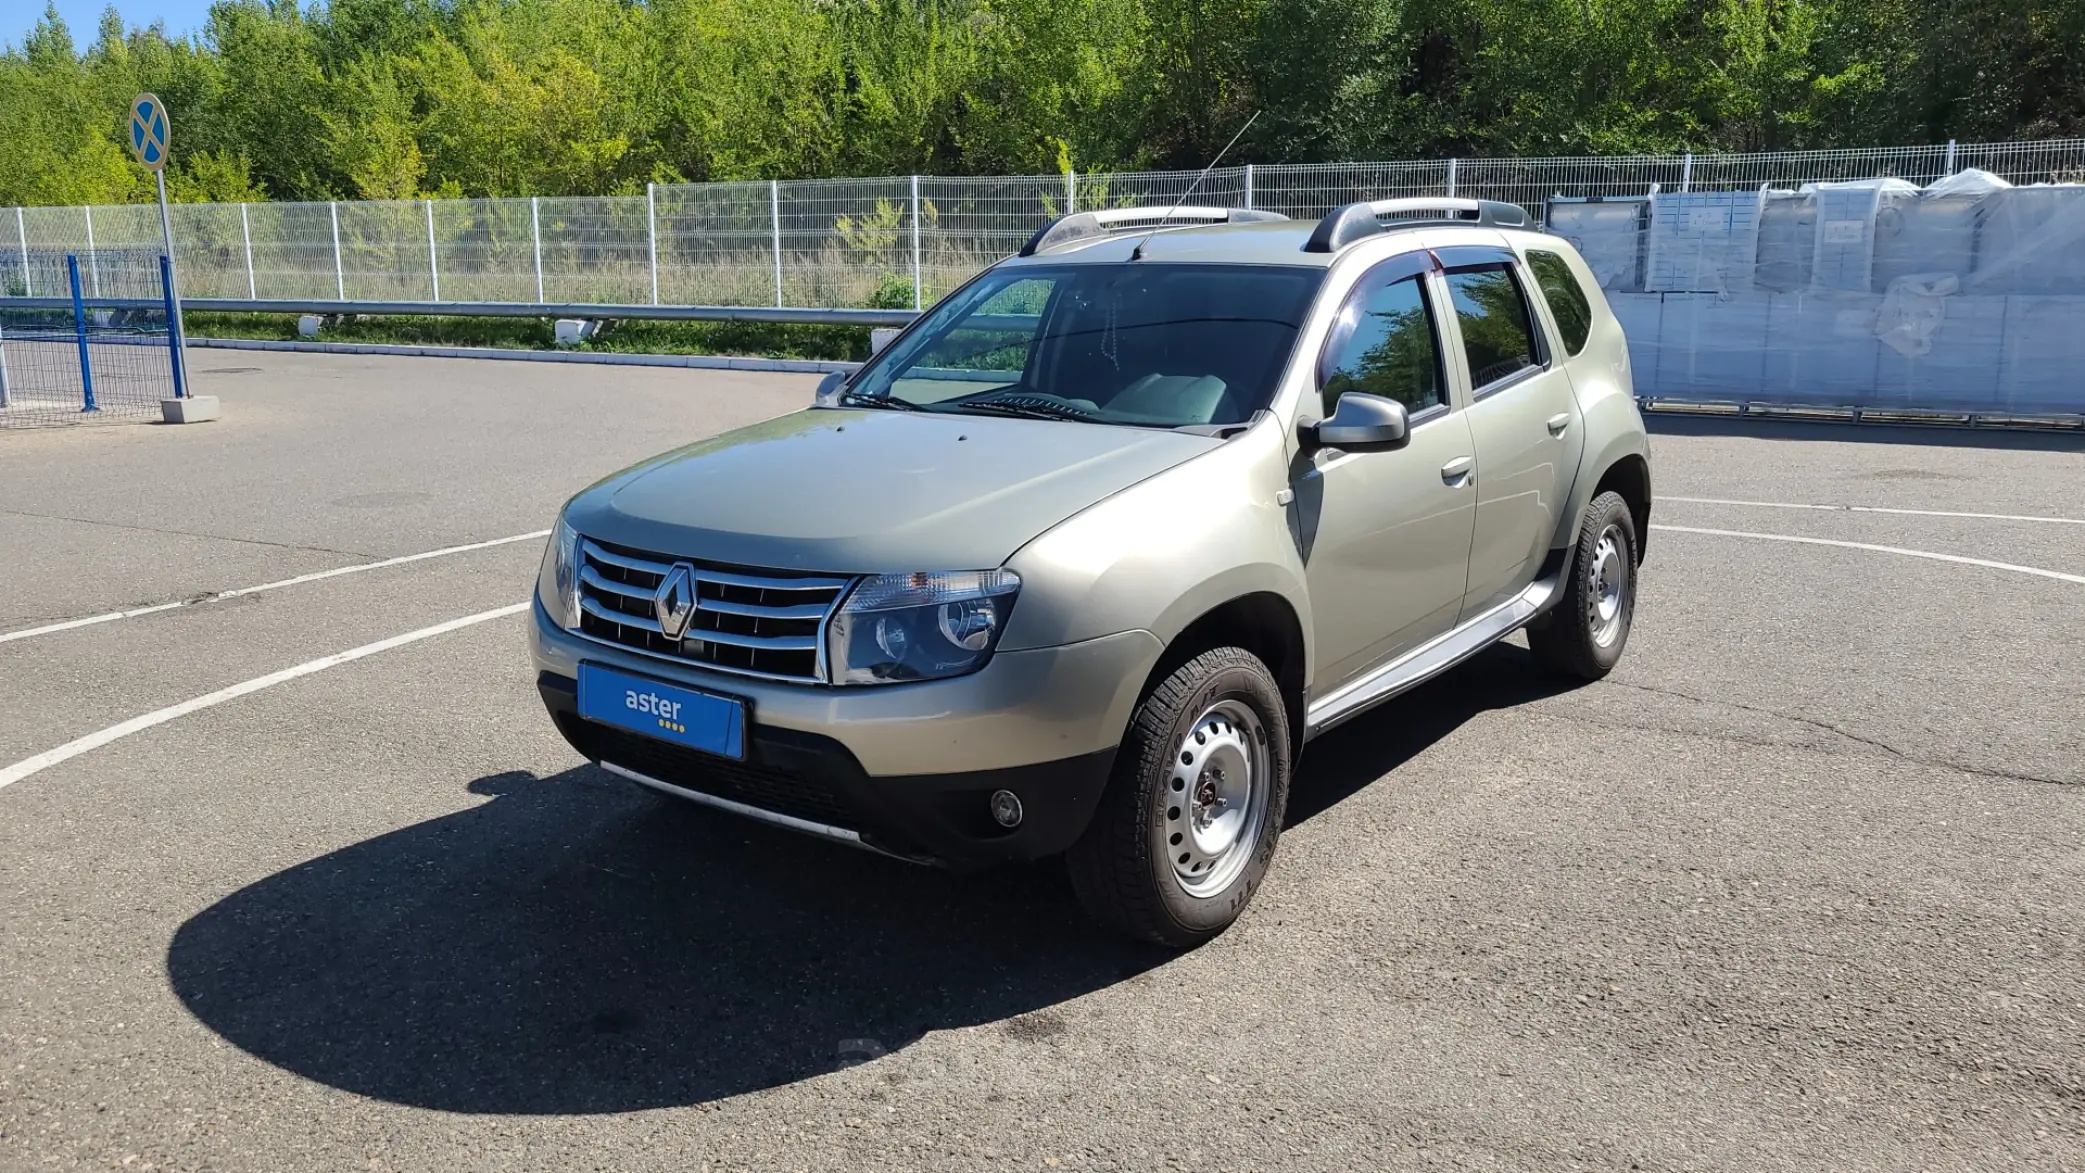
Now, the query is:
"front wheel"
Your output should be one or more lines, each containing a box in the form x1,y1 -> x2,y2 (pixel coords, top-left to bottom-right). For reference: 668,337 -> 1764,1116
1066,647 -> 1292,948
1527,490 -> 1639,680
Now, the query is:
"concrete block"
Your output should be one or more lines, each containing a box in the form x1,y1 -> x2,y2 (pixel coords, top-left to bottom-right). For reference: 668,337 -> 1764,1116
1996,296 -> 2085,414
870,327 -> 902,354
1606,293 -> 1663,393
160,394 -> 220,424
297,315 -> 324,338
1872,295 -> 2004,411
1761,293 -> 1882,405
1648,293 -> 1769,399
554,319 -> 601,347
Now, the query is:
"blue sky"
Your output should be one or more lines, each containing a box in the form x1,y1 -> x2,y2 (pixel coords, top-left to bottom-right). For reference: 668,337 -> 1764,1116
12,0 -> 221,47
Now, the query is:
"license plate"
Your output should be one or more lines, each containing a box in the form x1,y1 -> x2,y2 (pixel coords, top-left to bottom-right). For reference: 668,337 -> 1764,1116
577,664 -> 746,760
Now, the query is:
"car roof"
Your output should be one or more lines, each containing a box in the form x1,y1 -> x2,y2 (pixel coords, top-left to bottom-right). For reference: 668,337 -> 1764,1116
996,215 -> 1541,270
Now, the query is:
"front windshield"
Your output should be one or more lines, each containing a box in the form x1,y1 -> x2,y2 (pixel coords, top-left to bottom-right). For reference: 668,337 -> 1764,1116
845,263 -> 1324,429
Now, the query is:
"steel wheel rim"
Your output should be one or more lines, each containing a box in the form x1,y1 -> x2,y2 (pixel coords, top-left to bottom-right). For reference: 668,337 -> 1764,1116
1165,699 -> 1270,898
1588,525 -> 1629,647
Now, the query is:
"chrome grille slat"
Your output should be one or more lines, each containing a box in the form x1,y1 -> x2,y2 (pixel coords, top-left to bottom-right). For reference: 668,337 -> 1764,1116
695,567 -> 852,592
581,541 -> 673,577
581,595 -> 663,632
697,596 -> 830,620
690,628 -> 820,652
572,537 -> 852,683
579,565 -> 655,601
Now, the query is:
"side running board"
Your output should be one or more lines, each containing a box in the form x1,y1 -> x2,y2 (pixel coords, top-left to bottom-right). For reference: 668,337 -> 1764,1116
1303,576 -> 1559,739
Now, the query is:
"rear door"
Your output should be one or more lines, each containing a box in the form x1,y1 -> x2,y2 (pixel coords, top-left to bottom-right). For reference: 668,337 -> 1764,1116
1437,245 -> 1585,618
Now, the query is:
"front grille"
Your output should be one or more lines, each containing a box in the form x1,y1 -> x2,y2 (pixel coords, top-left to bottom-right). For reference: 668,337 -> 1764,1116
570,719 -> 857,830
574,537 -> 851,682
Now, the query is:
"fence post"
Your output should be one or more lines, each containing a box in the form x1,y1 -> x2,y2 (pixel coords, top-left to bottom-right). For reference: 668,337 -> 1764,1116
426,198 -> 440,301
67,255 -> 95,413
83,206 -> 100,297
647,182 -> 659,306
240,202 -> 255,298
160,254 -> 186,400
15,207 -> 28,297
531,196 -> 544,303
910,175 -> 923,311
1945,139 -> 1958,175
1446,158 -> 1458,198
771,179 -> 783,309
329,200 -> 344,300
1244,164 -> 1254,210
0,319 -> 9,409
1066,168 -> 1076,215
1680,153 -> 1693,193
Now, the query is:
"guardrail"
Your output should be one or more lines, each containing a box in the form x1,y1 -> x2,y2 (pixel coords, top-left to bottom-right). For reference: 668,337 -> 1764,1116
0,296 -> 920,328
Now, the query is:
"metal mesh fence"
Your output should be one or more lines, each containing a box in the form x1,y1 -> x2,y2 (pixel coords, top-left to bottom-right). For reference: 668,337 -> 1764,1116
0,250 -> 179,427
5,137 -> 2085,418
3,139 -> 2074,312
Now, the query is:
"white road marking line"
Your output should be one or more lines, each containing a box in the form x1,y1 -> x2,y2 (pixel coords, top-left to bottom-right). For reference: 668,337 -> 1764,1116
0,530 -> 549,645
1654,524 -> 2085,586
0,603 -> 528,793
1665,496 -> 2085,527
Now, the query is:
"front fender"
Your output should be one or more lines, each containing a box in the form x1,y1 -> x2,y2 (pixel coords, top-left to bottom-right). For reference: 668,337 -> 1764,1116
1001,421 -> 1316,679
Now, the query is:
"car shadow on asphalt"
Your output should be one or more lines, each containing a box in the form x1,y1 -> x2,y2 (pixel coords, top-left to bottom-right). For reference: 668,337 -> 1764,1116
1287,642 -> 1577,827
166,644 -> 1574,1115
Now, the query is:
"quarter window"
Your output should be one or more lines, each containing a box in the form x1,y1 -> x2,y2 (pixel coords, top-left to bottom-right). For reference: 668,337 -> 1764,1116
1444,267 -> 1541,391
1526,250 -> 1594,355
1319,275 -> 1443,416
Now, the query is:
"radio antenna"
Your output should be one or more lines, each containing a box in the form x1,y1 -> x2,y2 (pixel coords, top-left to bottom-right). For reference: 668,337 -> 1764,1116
1130,111 -> 1260,261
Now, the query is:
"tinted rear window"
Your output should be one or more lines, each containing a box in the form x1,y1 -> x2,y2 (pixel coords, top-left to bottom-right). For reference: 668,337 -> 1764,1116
1527,249 -> 1594,355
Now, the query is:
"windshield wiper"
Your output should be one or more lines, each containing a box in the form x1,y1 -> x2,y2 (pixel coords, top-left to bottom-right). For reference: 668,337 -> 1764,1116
838,390 -> 924,411
951,395 -> 1097,423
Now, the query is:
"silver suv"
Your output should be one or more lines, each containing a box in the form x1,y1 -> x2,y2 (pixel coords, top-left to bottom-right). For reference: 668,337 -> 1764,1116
531,198 -> 1652,946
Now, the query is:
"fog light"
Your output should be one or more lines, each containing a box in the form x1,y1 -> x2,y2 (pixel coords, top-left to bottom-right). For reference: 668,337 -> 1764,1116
989,789 -> 1023,828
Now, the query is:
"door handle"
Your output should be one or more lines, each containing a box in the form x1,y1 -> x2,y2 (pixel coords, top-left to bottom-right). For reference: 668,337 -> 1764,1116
1441,456 -> 1474,486
1547,412 -> 1571,435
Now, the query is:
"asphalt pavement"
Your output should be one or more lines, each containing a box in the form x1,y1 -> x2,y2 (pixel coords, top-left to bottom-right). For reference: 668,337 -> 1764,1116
1,355 -> 2081,1172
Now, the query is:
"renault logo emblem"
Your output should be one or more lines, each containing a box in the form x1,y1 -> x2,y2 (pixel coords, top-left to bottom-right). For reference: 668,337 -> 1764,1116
654,563 -> 697,641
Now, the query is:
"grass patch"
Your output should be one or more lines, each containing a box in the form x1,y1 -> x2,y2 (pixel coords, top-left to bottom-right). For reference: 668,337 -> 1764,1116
183,312 -> 877,362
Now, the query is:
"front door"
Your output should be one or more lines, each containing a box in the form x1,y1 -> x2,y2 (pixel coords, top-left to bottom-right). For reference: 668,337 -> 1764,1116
1293,260 -> 1477,693
1437,251 -> 1585,617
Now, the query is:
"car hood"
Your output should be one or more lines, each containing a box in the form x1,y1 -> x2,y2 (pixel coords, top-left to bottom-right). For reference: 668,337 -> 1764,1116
566,408 -> 1219,573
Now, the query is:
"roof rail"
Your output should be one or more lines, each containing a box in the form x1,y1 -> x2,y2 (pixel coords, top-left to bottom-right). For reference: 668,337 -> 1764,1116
1018,206 -> 1288,257
1303,197 -> 1531,254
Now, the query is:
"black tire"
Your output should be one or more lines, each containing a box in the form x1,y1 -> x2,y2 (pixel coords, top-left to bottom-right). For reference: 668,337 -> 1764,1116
1528,490 -> 1639,680
1066,647 -> 1292,948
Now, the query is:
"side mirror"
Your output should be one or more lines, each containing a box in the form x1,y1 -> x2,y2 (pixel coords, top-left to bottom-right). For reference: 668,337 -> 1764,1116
1302,392 -> 1410,453
813,371 -> 847,407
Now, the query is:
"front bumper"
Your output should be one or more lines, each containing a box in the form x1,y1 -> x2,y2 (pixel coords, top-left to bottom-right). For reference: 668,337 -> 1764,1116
529,598 -> 1161,865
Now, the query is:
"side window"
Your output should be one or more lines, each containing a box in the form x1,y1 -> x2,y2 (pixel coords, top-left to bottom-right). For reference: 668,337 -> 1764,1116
1526,249 -> 1593,355
1319,275 -> 1443,416
1443,266 -> 1542,392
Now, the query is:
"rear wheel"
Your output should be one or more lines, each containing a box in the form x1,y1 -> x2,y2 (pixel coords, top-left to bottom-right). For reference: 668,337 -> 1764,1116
1528,490 -> 1638,680
1066,647 -> 1291,948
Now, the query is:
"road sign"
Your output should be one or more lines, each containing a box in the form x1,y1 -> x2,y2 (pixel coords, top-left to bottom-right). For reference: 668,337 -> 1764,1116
127,92 -> 189,399
129,93 -> 170,170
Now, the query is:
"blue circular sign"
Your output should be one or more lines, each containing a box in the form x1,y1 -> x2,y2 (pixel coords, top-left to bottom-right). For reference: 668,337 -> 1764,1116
129,93 -> 170,170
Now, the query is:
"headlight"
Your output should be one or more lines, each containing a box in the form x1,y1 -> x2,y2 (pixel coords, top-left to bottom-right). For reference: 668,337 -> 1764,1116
829,569 -> 1020,685
537,514 -> 580,628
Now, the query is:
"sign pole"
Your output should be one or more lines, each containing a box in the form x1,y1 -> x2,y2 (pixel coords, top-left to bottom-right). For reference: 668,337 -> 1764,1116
155,168 -> 188,398
129,91 -> 214,421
